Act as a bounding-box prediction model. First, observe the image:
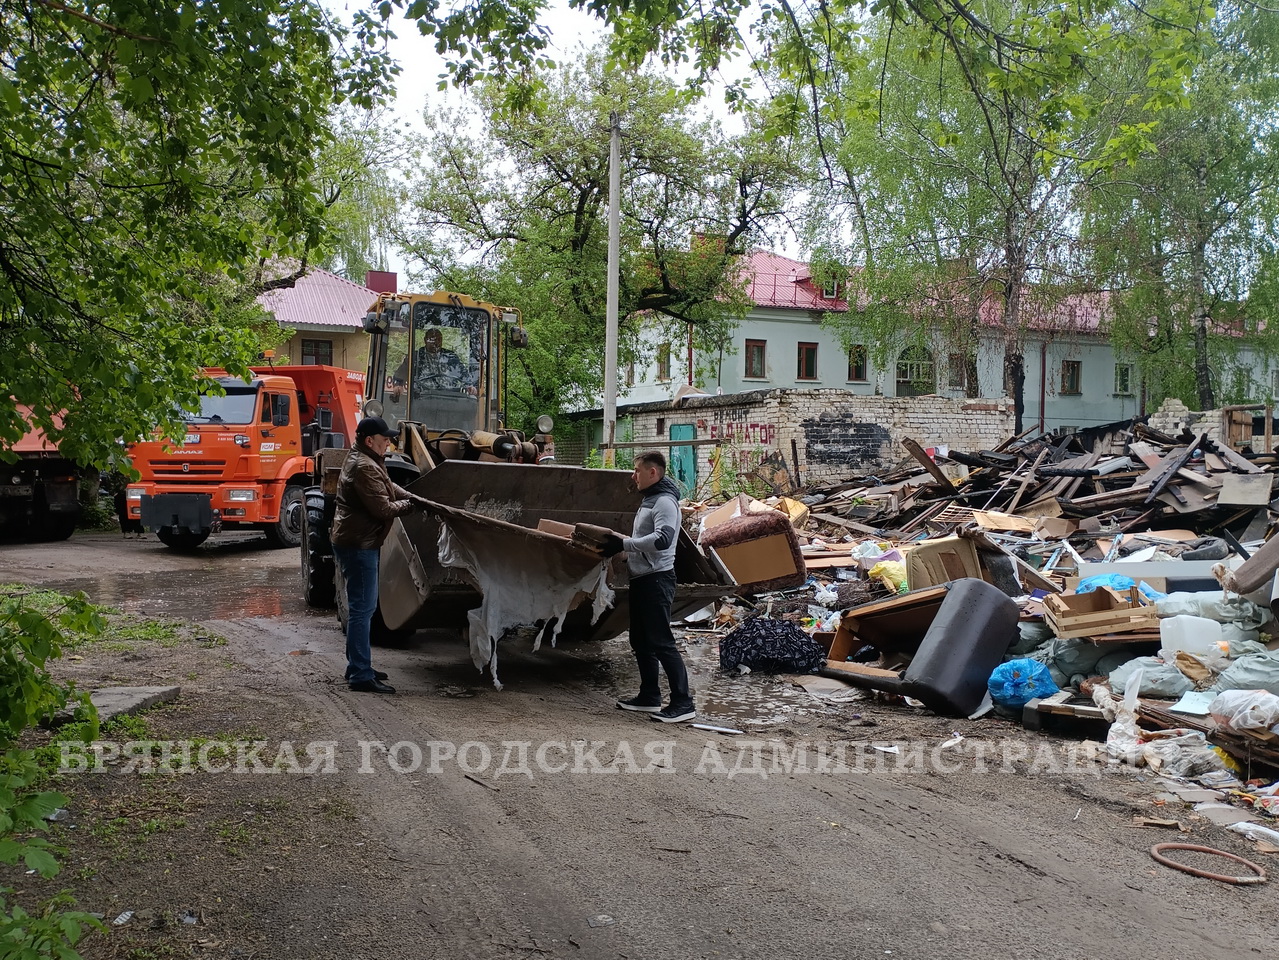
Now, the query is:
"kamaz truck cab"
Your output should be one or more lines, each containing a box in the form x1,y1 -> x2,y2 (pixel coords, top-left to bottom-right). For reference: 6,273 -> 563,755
127,365 -> 364,549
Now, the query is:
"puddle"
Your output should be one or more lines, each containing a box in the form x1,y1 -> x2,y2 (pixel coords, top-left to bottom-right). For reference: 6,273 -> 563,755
35,565 -> 312,621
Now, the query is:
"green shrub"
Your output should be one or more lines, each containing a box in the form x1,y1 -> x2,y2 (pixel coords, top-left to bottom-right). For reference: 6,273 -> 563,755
0,587 -> 103,958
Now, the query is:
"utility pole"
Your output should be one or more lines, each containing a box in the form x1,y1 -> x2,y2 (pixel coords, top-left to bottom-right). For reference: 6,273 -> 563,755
603,110 -> 621,468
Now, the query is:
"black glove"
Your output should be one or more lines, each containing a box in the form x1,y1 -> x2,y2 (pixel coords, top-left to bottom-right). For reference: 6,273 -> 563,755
600,534 -> 625,558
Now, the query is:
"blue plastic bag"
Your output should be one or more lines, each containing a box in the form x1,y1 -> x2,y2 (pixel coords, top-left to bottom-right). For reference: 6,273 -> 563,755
988,658 -> 1059,710
1075,573 -> 1166,601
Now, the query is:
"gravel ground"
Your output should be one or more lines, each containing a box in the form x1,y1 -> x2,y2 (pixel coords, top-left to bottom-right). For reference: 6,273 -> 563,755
2,532 -> 1276,960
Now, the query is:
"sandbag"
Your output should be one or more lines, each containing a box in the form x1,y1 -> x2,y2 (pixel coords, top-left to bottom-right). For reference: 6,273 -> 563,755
1109,656 -> 1195,698
1209,652 -> 1279,696
1156,591 -> 1272,631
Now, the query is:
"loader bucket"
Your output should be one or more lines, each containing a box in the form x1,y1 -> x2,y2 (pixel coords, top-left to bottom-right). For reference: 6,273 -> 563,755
376,460 -> 727,641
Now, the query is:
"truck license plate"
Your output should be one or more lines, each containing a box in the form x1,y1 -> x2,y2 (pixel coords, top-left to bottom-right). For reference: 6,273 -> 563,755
183,434 -> 200,445
0,485 -> 33,497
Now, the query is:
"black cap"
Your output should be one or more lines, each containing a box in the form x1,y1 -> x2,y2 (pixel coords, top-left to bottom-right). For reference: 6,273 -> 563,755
356,416 -> 397,440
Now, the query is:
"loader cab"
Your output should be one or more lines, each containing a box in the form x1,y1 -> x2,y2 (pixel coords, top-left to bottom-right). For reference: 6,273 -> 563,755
365,292 -> 519,435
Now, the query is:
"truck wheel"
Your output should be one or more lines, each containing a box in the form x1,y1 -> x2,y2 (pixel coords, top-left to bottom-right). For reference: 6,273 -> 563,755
301,491 -> 336,608
156,529 -> 209,550
37,515 -> 77,542
264,485 -> 304,549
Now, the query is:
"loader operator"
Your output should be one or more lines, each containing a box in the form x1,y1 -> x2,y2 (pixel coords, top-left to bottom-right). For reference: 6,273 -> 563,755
600,451 -> 697,724
331,416 -> 429,694
391,327 -> 476,396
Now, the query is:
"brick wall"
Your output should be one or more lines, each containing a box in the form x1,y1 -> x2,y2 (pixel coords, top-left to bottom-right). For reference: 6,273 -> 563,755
1148,397 -> 1277,451
614,388 -> 1014,490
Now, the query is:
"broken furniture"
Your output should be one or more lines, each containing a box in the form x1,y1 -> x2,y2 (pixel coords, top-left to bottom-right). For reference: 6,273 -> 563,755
823,578 -> 1019,715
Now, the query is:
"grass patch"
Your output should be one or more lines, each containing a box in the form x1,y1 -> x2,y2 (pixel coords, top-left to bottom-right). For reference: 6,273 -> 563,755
0,583 -> 212,652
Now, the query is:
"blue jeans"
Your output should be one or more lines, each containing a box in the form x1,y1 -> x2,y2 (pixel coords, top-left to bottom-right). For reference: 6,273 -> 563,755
334,545 -> 379,684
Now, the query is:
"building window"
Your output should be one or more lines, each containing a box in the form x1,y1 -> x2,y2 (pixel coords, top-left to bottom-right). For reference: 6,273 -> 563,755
847,345 -> 868,382
1061,359 -> 1082,395
656,343 -> 671,382
797,342 -> 818,381
625,361 -> 635,388
822,280 -> 839,300
301,339 -> 333,366
947,353 -> 967,389
745,339 -> 767,379
895,346 -> 935,397
1114,363 -> 1134,396
1272,369 -> 1279,399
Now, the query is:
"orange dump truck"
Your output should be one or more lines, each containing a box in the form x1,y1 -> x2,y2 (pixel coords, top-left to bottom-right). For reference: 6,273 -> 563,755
126,365 -> 365,549
0,407 -> 81,542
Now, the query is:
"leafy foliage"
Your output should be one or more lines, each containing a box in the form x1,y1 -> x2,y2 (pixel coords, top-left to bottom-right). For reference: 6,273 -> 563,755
0,586 -> 102,959
0,0 -> 394,470
400,51 -> 798,426
755,0 -> 1224,426
1081,6 -> 1279,409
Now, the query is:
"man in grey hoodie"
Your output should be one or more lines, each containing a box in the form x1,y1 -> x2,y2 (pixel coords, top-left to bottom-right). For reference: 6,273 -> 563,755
601,451 -> 696,723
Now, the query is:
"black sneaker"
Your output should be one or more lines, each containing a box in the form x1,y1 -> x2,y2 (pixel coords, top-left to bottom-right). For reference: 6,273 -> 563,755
346,670 -> 389,682
650,704 -> 696,723
617,696 -> 662,713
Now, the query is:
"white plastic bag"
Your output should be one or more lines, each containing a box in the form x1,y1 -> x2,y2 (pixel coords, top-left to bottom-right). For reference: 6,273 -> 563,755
1104,668 -> 1145,764
1208,690 -> 1279,731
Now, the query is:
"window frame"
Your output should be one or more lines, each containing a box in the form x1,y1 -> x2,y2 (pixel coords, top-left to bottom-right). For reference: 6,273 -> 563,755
1060,359 -> 1082,396
744,339 -> 767,379
847,344 -> 868,382
301,338 -> 333,366
1113,363 -> 1135,397
797,341 -> 819,381
656,342 -> 672,382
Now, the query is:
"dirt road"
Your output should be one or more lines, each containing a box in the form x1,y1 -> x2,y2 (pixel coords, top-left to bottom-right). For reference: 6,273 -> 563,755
3,533 -> 1276,959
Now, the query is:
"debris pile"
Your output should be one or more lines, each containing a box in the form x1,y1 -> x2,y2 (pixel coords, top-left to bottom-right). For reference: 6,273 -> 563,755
677,414 -> 1279,795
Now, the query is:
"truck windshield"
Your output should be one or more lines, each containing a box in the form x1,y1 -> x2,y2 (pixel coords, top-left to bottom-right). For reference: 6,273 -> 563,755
186,384 -> 258,425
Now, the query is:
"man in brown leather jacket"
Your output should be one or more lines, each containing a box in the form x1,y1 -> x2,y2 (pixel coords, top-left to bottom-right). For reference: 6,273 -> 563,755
331,416 -> 425,693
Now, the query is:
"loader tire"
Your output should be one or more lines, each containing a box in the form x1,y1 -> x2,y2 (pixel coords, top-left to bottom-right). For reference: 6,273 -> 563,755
302,486 -> 336,608
333,570 -> 412,646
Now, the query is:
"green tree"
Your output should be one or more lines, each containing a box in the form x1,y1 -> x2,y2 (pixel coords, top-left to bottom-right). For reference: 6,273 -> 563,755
400,52 -> 798,426
1081,6 -> 1279,410
0,0 -> 393,468
315,109 -> 409,283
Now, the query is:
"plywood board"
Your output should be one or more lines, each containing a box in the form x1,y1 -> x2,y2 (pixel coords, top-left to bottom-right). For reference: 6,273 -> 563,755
1218,472 -> 1274,506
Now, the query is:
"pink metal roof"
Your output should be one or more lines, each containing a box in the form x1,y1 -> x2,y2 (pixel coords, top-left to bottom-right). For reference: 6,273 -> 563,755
745,249 -> 848,311
257,267 -> 376,330
744,248 -> 1113,333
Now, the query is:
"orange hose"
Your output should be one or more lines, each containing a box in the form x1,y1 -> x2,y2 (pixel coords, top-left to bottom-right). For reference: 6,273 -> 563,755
1150,843 -> 1268,885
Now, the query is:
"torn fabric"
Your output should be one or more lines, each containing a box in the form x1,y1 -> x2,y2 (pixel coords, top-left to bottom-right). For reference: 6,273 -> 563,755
436,511 -> 614,689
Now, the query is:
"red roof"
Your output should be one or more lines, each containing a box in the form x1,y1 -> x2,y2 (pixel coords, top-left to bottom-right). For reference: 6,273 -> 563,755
745,248 -> 1113,334
745,250 -> 848,311
257,267 -> 376,330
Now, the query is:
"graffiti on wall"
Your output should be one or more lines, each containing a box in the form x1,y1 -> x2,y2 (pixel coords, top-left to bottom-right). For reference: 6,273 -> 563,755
706,406 -> 778,447
801,414 -> 892,467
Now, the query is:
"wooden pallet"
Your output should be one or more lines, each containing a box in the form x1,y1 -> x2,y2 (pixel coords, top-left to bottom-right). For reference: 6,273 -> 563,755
1023,690 -> 1108,731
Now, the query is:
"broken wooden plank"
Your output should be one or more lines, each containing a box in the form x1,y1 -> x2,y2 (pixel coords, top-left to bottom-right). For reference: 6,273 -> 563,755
901,437 -> 959,496
1142,433 -> 1204,505
1206,437 -> 1264,474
